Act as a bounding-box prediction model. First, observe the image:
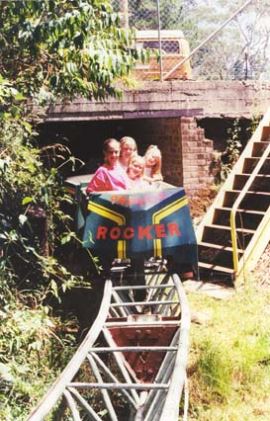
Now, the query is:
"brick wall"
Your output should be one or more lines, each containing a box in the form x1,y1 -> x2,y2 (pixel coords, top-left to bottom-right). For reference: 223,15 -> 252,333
132,118 -> 184,185
180,117 -> 214,195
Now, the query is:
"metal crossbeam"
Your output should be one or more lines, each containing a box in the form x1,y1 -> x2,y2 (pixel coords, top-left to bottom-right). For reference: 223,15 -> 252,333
85,347 -> 177,352
110,300 -> 178,307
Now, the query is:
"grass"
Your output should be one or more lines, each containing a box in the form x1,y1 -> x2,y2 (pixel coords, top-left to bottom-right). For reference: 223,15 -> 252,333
186,281 -> 270,420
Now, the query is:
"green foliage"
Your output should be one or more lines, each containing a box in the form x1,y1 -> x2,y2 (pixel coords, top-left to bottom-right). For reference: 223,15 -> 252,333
0,113 -> 84,306
0,300 -> 77,420
196,340 -> 233,400
0,1 -> 147,417
220,121 -> 242,180
249,114 -> 261,135
210,119 -> 243,184
0,0 -> 140,101
0,78 -> 84,418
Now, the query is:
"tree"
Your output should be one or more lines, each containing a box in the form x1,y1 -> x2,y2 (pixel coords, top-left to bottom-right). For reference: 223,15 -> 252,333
184,0 -> 270,80
0,0 -> 141,298
0,0 -> 140,100
0,3 -> 142,415
235,1 -> 270,79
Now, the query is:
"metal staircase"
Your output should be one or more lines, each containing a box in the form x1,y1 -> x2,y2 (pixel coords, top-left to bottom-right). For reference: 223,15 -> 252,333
196,109 -> 270,283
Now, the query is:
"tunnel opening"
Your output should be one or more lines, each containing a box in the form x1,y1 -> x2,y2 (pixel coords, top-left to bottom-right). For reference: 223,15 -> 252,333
197,117 -> 252,152
38,117 -> 184,185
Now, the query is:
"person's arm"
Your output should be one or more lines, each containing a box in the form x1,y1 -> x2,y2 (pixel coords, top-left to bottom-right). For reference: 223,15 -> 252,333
86,167 -> 109,193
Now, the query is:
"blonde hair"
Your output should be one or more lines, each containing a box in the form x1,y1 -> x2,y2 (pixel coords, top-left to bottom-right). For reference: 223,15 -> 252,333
119,136 -> 138,155
127,154 -> 145,178
144,145 -> 163,180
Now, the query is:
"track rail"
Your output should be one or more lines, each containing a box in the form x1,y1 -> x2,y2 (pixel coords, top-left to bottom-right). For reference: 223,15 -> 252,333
28,263 -> 190,421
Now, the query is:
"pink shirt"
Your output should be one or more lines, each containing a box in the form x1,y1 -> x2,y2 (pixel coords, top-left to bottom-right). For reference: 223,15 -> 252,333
86,163 -> 129,193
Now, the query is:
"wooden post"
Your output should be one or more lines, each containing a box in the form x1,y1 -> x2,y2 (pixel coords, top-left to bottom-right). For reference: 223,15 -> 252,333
120,0 -> 129,29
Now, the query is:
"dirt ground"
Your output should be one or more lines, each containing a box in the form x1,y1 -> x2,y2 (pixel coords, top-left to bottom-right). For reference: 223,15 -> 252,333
189,185 -> 218,221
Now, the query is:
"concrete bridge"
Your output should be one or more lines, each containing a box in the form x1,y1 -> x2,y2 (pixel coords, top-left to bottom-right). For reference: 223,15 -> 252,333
41,80 -> 270,195
45,80 -> 270,121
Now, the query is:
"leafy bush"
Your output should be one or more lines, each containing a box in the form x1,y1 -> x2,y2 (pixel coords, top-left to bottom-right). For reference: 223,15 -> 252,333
0,83 -> 82,417
0,0 -> 143,101
210,119 -> 242,184
0,114 -> 85,305
0,2 -> 146,416
0,299 -> 77,420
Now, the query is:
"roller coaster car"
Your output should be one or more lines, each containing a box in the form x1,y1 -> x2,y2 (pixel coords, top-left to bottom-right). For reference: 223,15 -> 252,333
65,175 -> 198,279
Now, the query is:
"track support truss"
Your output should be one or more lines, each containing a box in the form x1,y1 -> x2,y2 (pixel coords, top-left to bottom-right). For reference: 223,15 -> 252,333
28,261 -> 190,421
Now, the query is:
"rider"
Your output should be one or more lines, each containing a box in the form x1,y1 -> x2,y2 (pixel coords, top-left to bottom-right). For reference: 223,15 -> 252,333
86,138 -> 129,193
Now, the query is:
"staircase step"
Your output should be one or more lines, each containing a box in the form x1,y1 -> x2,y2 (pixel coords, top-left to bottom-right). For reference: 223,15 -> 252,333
198,241 -> 243,252
213,206 -> 264,230
223,190 -> 270,211
204,223 -> 255,234
243,157 -> 270,174
198,261 -> 234,274
252,141 -> 270,157
202,224 -> 254,249
233,174 -> 270,192
198,242 -> 242,269
261,126 -> 270,142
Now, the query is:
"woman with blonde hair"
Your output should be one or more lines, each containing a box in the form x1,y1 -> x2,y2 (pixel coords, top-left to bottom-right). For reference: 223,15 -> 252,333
119,136 -> 138,170
143,144 -> 163,183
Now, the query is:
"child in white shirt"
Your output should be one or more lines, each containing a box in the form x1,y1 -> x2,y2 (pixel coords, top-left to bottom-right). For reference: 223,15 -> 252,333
126,154 -> 150,190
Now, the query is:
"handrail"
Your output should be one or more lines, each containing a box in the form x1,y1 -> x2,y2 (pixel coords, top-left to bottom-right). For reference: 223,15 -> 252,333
230,142 -> 270,274
239,205 -> 270,277
27,279 -> 113,421
160,274 -> 191,421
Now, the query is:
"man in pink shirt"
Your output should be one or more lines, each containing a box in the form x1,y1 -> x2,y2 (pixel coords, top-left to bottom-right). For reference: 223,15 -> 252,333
86,138 -> 129,193
86,138 -> 147,299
